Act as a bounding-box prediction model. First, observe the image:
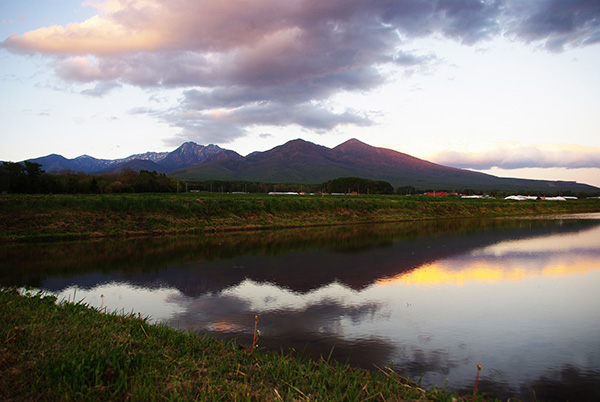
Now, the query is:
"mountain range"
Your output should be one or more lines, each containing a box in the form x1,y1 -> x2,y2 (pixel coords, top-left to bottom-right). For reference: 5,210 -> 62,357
25,142 -> 235,175
19,139 -> 599,193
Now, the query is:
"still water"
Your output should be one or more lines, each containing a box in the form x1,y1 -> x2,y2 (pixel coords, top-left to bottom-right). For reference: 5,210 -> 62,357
2,214 -> 600,401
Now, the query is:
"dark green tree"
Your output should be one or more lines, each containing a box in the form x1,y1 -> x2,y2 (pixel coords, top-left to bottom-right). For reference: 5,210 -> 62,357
323,177 -> 394,195
0,161 -> 44,193
396,185 -> 416,195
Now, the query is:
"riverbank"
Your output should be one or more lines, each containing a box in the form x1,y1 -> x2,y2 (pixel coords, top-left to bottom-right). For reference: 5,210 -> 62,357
2,193 -> 599,242
1,288 -> 491,401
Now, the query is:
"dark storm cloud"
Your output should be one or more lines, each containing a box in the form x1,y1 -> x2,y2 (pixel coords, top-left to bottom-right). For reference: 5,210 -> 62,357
2,0 -> 599,143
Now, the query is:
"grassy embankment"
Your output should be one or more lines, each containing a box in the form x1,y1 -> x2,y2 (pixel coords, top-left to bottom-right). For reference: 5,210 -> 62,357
1,193 -> 599,241
1,288 -> 490,401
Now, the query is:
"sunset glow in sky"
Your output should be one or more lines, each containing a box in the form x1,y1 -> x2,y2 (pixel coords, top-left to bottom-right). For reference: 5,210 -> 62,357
1,0 -> 599,186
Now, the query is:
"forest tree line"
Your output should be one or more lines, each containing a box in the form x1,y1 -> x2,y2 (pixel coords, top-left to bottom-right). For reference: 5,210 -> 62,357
0,164 -> 398,195
1,162 -> 594,197
0,162 -> 180,194
322,177 -> 394,194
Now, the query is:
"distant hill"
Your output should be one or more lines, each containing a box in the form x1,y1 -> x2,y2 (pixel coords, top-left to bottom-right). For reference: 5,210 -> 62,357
170,138 -> 599,193
24,154 -> 110,173
25,142 -> 232,174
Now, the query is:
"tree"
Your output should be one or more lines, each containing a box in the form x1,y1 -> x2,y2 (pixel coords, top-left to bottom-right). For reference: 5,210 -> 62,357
396,185 -> 416,195
22,161 -> 45,193
0,162 -> 40,193
0,162 -> 24,193
323,177 -> 394,195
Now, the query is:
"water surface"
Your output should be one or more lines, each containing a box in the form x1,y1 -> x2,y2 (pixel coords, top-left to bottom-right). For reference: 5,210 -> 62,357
2,215 -> 599,401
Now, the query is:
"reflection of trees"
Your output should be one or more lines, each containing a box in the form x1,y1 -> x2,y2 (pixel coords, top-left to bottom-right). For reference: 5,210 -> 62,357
169,289 -> 470,381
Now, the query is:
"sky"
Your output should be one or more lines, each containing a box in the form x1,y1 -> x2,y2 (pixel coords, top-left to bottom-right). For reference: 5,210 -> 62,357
1,0 -> 599,187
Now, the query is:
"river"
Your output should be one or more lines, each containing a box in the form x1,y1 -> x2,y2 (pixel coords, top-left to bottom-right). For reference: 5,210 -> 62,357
2,213 -> 599,401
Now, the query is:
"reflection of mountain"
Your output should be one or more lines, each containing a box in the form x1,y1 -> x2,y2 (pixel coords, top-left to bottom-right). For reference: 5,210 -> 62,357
3,217 -> 599,296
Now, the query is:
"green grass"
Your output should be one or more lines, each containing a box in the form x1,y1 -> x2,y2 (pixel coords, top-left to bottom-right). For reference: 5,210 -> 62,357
0,288 -> 493,401
1,193 -> 599,241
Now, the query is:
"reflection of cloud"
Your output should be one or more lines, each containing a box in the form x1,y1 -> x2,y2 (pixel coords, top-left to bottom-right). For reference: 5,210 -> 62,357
167,279 -> 396,369
377,225 -> 600,286
20,215 -> 599,401
220,279 -> 368,313
377,258 -> 600,287
173,279 -> 385,335
53,282 -> 186,322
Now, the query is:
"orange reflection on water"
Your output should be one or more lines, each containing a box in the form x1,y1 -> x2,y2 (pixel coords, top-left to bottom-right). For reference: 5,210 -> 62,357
376,258 -> 600,287
209,321 -> 242,332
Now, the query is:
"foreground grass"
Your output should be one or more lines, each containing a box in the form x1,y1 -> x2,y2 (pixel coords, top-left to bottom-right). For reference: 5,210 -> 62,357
1,193 -> 599,241
0,289 -> 489,402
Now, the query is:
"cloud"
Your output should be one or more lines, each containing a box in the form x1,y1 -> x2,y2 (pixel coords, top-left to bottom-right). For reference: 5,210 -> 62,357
165,118 -> 249,145
505,0 -> 600,51
431,143 -> 600,170
215,102 -> 373,130
2,0 -> 599,143
157,100 -> 372,144
80,81 -> 122,97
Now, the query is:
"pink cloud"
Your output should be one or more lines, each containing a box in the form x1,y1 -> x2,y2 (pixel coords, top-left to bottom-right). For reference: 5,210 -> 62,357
2,0 -> 309,56
3,0 -> 599,144
0,0 -> 446,89
432,144 -> 600,169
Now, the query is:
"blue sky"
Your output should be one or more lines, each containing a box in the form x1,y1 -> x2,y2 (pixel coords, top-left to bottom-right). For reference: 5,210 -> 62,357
1,0 -> 599,187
